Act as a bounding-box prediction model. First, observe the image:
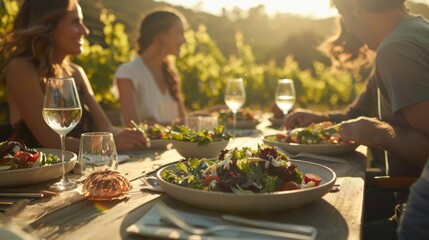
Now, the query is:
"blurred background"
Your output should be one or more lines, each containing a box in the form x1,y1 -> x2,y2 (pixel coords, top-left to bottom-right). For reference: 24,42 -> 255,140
1,0 -> 428,123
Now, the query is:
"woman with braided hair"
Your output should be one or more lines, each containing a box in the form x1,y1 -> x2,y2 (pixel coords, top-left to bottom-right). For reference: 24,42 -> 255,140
115,8 -> 187,126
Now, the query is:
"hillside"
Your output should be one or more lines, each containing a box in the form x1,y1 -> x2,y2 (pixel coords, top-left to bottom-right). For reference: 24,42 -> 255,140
80,0 -> 429,69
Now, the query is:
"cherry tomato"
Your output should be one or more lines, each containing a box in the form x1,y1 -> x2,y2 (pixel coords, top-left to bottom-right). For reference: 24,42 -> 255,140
14,152 -> 32,163
31,152 -> 40,162
276,133 -> 286,140
280,181 -> 300,191
304,173 -> 321,186
203,176 -> 220,186
14,151 -> 39,163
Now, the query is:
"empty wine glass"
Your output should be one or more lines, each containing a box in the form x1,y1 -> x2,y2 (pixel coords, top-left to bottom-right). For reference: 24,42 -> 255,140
42,77 -> 82,190
224,78 -> 246,136
275,79 -> 296,129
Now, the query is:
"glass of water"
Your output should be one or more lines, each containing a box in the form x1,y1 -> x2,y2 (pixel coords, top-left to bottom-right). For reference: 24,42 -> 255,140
79,132 -> 118,177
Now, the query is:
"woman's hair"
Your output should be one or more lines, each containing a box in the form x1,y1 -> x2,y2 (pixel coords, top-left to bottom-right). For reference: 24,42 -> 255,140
137,8 -> 186,102
137,8 -> 186,53
319,19 -> 372,70
0,0 -> 72,81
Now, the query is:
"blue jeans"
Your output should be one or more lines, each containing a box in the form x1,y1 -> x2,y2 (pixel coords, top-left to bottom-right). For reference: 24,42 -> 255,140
397,167 -> 429,240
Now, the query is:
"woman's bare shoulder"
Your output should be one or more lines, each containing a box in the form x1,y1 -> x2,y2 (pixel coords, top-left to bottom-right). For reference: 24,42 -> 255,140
7,57 -> 36,72
5,58 -> 38,85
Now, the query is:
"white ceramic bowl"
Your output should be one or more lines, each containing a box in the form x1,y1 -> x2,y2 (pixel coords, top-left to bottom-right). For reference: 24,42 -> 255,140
0,148 -> 77,187
171,140 -> 229,159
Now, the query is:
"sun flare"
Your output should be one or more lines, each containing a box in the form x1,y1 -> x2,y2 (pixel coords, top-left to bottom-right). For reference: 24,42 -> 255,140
160,0 -> 338,19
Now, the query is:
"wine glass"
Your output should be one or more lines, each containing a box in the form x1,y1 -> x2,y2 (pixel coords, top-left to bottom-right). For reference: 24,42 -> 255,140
224,78 -> 246,136
275,79 -> 296,129
42,77 -> 82,190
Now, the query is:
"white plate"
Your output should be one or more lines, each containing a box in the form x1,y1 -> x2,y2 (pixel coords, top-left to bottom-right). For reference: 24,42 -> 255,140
156,160 -> 336,213
0,148 -> 77,187
262,135 -> 357,156
223,119 -> 260,129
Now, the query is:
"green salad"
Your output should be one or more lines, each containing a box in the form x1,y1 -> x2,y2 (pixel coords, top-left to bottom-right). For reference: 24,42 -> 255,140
162,125 -> 231,146
139,123 -> 171,140
269,121 -> 342,145
161,145 -> 320,193
0,141 -> 60,171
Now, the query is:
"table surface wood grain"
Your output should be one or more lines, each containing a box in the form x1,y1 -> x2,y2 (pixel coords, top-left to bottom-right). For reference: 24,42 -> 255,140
2,119 -> 367,240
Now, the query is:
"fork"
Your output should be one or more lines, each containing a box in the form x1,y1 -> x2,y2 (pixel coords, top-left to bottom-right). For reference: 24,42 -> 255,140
155,202 -> 312,239
139,176 -> 165,193
281,150 -> 347,164
131,120 -> 151,148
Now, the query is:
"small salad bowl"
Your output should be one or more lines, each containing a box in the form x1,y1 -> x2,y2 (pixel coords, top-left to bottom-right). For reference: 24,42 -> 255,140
171,139 -> 229,159
164,125 -> 231,159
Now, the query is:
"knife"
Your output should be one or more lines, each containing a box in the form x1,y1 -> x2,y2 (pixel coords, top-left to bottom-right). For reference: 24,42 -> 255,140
222,214 -> 317,239
0,192 -> 44,198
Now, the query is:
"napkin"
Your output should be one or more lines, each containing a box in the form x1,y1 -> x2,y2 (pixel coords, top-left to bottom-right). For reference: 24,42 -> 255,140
127,204 -> 289,240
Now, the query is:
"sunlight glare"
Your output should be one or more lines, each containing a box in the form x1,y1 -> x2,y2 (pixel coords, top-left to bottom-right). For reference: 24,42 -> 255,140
159,0 -> 338,19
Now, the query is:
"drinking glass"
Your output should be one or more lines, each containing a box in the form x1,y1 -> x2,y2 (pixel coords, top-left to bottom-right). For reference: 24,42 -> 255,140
78,132 -> 118,177
224,78 -> 246,136
275,79 -> 296,128
42,77 -> 82,190
185,115 -> 218,131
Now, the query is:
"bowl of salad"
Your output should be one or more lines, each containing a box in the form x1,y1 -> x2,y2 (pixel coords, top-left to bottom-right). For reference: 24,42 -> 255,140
263,122 -> 358,155
157,145 -> 336,213
0,141 -> 77,187
163,125 -> 231,159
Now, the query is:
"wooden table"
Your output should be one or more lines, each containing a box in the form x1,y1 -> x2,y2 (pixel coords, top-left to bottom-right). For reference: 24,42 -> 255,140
2,119 -> 366,240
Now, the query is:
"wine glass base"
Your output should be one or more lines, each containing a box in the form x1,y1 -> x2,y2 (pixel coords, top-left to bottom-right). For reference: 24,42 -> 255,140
50,179 -> 77,191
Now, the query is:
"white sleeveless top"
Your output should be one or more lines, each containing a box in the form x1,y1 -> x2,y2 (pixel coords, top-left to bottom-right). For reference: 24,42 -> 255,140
114,57 -> 179,123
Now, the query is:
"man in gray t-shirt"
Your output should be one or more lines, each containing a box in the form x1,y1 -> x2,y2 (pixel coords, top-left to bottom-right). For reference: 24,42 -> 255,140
285,0 -> 429,181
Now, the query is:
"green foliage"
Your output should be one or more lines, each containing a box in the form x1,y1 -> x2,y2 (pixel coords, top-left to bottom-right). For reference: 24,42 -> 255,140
0,0 -> 365,117
74,9 -> 131,109
0,0 -> 19,121
177,25 -> 227,110
177,27 -> 363,112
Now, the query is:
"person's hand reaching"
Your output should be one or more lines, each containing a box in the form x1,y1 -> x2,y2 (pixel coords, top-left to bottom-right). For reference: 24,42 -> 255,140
283,108 -> 329,129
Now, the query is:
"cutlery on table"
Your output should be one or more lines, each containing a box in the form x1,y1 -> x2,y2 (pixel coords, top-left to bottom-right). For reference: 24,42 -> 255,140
0,193 -> 44,198
139,176 -> 164,193
131,120 -> 151,148
222,214 -> 316,239
156,202 -> 312,239
281,150 -> 347,164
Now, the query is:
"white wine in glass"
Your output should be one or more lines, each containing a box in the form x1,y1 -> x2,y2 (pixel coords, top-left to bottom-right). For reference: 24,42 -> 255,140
225,78 -> 246,136
275,79 -> 296,128
42,77 -> 82,190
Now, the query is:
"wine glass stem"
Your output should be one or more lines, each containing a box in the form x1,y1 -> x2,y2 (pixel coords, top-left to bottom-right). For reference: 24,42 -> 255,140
60,134 -> 69,182
282,111 -> 288,132
232,111 -> 237,138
